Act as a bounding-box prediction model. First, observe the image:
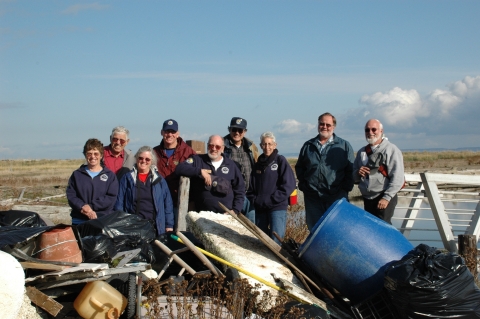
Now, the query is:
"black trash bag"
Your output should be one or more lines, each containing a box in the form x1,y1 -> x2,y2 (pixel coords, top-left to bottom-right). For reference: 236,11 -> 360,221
0,225 -> 51,251
384,243 -> 480,318
0,210 -> 47,227
76,211 -> 156,243
112,235 -> 155,264
151,231 -> 209,276
82,234 -> 156,264
81,235 -> 117,263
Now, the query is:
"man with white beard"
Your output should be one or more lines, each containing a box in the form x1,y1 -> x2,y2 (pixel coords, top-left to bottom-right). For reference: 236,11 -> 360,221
353,119 -> 404,224
175,135 -> 244,214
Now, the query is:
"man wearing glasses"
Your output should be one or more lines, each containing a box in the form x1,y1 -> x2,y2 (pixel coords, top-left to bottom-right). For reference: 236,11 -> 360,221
295,112 -> 354,230
223,117 -> 259,222
153,119 -> 196,209
353,119 -> 404,224
103,126 -> 135,179
175,135 -> 244,214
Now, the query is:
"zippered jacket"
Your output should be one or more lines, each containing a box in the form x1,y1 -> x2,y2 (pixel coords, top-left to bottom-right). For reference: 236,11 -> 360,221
114,165 -> 174,235
247,152 -> 296,212
153,137 -> 196,207
175,154 -> 245,213
353,139 -> 404,201
67,165 -> 118,221
295,134 -> 354,201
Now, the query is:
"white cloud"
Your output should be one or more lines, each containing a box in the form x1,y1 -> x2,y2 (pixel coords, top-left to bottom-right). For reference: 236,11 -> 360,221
342,75 -> 480,149
61,3 -> 110,15
274,119 -> 315,135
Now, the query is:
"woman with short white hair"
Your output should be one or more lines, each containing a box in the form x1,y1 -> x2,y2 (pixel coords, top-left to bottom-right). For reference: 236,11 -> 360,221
115,146 -> 174,235
247,132 -> 296,244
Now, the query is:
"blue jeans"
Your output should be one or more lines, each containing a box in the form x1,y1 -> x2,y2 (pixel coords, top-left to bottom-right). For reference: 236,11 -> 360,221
255,209 -> 287,245
304,192 -> 347,231
242,196 -> 255,223
71,217 -> 88,225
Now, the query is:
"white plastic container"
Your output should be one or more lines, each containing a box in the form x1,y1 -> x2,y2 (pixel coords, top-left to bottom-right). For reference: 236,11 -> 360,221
74,281 -> 127,319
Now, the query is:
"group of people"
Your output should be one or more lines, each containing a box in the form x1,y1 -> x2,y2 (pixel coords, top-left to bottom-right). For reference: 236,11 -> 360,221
66,113 -> 404,241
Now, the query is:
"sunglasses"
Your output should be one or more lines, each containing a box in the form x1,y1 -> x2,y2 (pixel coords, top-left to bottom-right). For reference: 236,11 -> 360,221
208,144 -> 223,150
112,137 -> 127,145
138,157 -> 152,162
231,128 -> 245,133
364,128 -> 378,133
319,122 -> 332,128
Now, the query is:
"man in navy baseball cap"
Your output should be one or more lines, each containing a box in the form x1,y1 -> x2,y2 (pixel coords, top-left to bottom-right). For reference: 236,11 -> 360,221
223,117 -> 259,223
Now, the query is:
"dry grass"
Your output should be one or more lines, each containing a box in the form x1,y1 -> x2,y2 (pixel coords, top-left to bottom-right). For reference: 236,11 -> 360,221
0,159 -> 84,187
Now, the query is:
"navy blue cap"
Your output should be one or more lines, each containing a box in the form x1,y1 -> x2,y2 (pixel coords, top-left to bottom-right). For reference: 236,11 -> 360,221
162,119 -> 178,132
229,117 -> 247,129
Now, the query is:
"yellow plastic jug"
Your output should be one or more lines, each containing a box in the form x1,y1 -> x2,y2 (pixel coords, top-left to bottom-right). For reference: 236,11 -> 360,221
74,280 -> 128,319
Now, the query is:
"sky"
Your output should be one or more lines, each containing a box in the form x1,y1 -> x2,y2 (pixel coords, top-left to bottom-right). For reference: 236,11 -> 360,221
1,0 -> 480,160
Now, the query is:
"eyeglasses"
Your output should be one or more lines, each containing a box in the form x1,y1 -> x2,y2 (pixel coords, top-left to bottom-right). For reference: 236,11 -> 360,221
231,128 -> 245,133
364,128 -> 378,133
138,157 -> 152,162
260,143 -> 276,147
163,130 -> 177,135
208,144 -> 223,150
319,122 -> 333,128
112,137 -> 127,145
86,151 -> 101,157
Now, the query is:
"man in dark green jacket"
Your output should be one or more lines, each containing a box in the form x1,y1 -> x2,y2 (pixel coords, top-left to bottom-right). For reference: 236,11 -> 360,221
295,112 -> 354,230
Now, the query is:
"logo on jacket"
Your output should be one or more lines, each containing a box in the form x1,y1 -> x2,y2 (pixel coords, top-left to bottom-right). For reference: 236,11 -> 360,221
173,160 -> 179,165
221,167 -> 229,174
100,174 -> 108,181
271,164 -> 278,171
212,181 -> 218,187
186,158 -> 193,164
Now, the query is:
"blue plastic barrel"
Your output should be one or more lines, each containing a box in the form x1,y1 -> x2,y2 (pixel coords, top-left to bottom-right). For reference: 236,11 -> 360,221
298,198 -> 413,304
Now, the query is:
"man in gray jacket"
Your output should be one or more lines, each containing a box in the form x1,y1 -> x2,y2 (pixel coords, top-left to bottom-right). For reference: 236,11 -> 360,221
353,119 -> 404,224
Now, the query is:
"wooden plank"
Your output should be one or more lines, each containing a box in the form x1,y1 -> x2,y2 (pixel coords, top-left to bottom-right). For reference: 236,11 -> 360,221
26,286 -> 63,317
400,182 -> 425,237
20,261 -> 70,271
176,176 -> 190,232
420,173 -> 457,252
423,173 -> 480,185
466,200 -> 480,238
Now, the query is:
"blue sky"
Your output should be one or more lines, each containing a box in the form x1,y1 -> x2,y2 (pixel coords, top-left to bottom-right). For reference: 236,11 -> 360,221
1,1 -> 480,159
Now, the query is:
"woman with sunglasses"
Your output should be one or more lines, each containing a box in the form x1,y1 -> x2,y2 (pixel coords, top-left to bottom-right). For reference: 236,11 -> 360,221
115,146 -> 174,235
67,138 -> 119,225
247,132 -> 296,244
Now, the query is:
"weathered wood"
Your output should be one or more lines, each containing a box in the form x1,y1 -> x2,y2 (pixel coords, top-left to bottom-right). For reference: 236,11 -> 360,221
420,173 -> 458,252
20,261 -> 70,271
176,176 -> 190,232
26,286 -> 63,317
458,234 -> 478,277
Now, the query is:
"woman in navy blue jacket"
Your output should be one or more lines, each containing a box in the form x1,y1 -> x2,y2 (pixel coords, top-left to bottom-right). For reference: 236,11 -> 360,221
67,138 -> 118,225
115,146 -> 174,235
247,132 -> 296,244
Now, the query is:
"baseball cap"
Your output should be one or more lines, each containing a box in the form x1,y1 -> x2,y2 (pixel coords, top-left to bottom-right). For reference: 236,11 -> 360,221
229,117 -> 247,129
162,119 -> 178,132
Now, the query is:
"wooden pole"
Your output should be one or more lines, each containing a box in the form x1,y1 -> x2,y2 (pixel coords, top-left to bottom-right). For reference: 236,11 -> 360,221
176,176 -> 190,232
458,234 -> 478,278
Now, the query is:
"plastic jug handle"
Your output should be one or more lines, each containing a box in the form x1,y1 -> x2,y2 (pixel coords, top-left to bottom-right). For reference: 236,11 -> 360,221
90,296 -> 109,311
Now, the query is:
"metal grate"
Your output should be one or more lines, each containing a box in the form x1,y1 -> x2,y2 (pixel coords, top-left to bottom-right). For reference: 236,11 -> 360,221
351,290 -> 397,319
